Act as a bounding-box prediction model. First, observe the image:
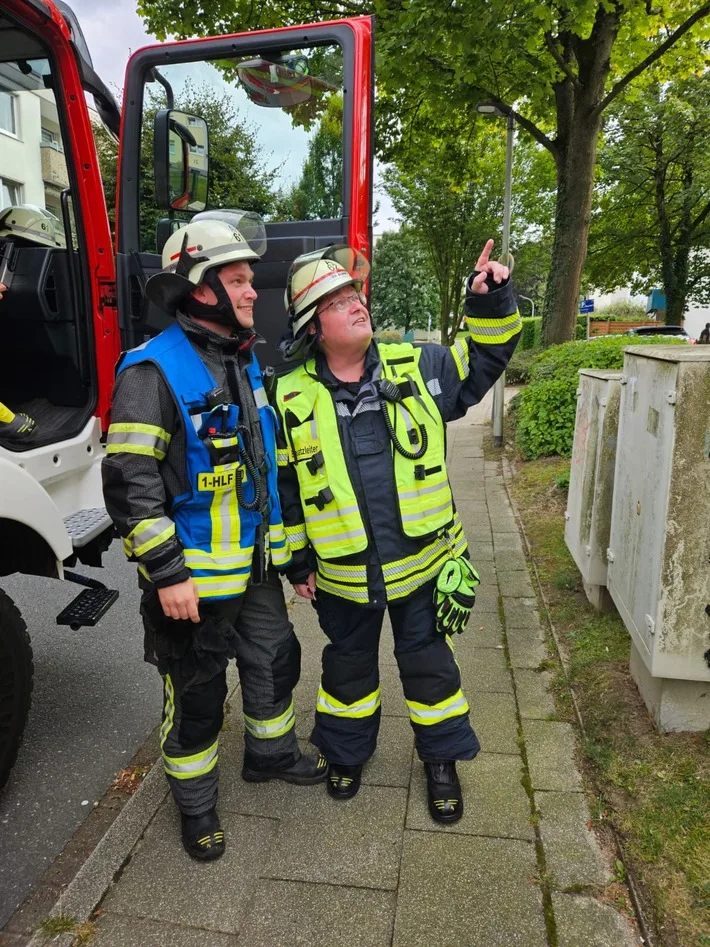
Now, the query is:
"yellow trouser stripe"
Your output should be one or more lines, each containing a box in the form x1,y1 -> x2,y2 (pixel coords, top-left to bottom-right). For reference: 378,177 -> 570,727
406,689 -> 469,726
163,739 -> 219,779
317,686 -> 381,718
243,701 -> 295,738
0,402 -> 15,423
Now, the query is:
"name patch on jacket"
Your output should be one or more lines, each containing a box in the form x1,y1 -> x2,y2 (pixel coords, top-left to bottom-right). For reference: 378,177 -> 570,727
197,469 -> 240,491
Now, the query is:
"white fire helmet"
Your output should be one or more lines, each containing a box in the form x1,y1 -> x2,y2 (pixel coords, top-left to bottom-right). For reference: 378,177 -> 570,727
0,205 -> 66,248
145,210 -> 266,314
285,244 -> 370,337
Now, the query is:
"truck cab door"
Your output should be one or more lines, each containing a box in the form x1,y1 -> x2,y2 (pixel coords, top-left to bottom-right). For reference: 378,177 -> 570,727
116,18 -> 373,370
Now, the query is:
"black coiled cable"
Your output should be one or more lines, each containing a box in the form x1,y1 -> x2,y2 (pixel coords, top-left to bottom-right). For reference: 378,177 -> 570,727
379,397 -> 428,460
234,425 -> 264,512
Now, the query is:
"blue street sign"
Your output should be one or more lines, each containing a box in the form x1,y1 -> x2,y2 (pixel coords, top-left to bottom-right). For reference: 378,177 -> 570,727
580,299 -> 594,314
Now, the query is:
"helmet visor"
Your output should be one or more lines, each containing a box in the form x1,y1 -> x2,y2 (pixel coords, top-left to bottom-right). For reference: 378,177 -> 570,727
191,209 -> 267,257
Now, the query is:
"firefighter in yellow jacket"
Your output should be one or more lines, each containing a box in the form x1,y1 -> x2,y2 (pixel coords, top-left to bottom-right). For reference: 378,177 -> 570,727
273,241 -> 521,823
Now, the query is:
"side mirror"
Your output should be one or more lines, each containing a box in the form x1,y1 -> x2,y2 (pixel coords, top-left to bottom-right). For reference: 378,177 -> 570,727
154,109 -> 209,212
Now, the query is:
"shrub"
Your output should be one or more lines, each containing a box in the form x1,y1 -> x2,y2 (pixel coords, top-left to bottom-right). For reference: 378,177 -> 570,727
505,347 -> 540,385
520,317 -> 541,351
377,329 -> 402,344
514,335 -> 686,459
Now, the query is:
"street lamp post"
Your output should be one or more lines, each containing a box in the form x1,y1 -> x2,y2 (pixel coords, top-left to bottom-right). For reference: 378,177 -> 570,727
476,103 -> 515,447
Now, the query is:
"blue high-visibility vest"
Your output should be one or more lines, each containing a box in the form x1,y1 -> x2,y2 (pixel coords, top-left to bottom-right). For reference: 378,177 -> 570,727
118,322 -> 290,599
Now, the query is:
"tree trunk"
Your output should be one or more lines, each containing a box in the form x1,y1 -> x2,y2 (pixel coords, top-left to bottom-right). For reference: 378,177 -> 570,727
541,119 -> 603,346
541,7 -> 621,346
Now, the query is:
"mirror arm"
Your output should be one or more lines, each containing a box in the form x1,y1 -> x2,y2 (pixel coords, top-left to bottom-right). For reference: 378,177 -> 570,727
147,67 -> 175,109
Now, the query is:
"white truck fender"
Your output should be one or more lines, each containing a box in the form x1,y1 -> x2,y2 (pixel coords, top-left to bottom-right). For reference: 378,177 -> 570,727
0,456 -> 72,561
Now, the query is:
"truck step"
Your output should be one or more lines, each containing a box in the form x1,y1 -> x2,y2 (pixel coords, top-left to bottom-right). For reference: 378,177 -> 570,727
63,508 -> 113,548
56,587 -> 119,630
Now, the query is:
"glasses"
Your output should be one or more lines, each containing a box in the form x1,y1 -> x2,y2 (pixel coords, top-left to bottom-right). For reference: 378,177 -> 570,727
317,292 -> 364,316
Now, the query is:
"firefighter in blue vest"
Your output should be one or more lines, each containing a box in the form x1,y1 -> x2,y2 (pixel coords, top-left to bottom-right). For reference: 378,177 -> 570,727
102,213 -> 327,862
273,241 -> 520,823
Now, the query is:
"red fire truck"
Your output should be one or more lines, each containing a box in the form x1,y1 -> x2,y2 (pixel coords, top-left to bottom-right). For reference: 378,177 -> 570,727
0,0 -> 373,787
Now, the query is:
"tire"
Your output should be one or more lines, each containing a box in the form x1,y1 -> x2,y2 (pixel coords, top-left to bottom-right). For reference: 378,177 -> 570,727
0,590 -> 33,791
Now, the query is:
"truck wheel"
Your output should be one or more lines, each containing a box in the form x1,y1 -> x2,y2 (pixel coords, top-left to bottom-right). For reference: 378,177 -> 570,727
0,591 -> 33,790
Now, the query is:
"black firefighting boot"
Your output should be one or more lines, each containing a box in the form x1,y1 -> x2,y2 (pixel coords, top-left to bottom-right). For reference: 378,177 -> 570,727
425,762 -> 464,824
326,763 -> 363,800
0,410 -> 36,441
180,808 -> 225,861
242,751 -> 328,785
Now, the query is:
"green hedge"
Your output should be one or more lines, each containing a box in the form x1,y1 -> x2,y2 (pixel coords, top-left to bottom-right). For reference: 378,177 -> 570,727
505,347 -> 540,385
514,336 -> 686,460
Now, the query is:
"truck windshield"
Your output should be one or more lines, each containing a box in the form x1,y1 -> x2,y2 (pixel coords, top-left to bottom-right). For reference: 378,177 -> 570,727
138,44 -> 344,253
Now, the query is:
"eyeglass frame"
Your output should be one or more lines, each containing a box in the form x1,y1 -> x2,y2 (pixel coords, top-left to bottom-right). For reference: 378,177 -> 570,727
316,289 -> 367,317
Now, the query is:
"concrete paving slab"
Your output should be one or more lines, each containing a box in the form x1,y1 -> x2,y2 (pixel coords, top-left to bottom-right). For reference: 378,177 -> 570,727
458,656 -> 514,696
524,721 -> 583,792
493,548 -> 529,572
503,597 -> 542,630
406,753 -> 532,841
493,532 -> 525,553
468,608 -> 504,638
508,626 -> 549,670
471,542 -> 495,561
453,513 -> 493,538
498,569 -> 536,598
537,791 -> 609,888
361,715 -> 414,789
488,515 -> 519,534
552,892 -> 640,947
514,669 -> 557,719
471,588 -> 500,612
237,880 -> 396,947
266,786 -> 406,890
91,914 -> 238,946
469,692 -> 519,754
451,499 -> 488,516
394,832 -> 547,947
101,805 -> 277,935
468,623 -> 505,649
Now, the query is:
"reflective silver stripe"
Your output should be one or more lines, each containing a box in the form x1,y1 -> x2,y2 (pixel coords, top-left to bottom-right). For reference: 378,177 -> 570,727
164,241 -> 252,272
407,695 -> 468,723
128,516 -> 174,552
399,482 -> 446,501
465,316 -> 522,337
106,431 -> 170,452
306,504 -> 360,524
243,704 -> 295,737
163,743 -> 218,775
311,527 -> 368,543
401,501 -> 451,522
427,378 -> 442,396
317,692 -> 380,715
192,577 -> 248,593
185,552 -> 252,568
253,387 -> 269,409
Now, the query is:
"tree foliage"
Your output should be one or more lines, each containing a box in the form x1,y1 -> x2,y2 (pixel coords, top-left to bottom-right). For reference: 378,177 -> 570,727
273,96 -> 343,221
135,0 -> 710,345
370,227 -> 440,335
587,74 -> 710,325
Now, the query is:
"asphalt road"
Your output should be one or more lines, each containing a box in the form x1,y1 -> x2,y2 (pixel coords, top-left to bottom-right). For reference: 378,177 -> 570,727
0,545 -> 161,928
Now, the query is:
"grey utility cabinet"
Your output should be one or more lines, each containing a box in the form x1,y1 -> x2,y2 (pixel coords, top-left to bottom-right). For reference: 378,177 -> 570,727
606,345 -> 710,731
565,370 -> 622,611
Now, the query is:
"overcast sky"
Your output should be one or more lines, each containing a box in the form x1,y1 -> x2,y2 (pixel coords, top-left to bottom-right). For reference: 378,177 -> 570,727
67,0 -> 398,233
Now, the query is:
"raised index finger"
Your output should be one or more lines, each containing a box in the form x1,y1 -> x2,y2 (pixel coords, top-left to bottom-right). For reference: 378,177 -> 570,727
475,239 -> 495,271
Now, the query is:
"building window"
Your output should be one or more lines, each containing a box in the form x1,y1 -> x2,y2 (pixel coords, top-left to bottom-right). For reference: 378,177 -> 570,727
0,89 -> 17,135
0,177 -> 22,209
41,127 -> 63,151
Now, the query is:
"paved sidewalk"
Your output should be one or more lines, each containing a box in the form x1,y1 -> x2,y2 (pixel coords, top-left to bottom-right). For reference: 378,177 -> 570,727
27,418 -> 642,947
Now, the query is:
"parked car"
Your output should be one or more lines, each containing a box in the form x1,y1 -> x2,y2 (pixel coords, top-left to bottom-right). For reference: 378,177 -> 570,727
626,325 -> 695,342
